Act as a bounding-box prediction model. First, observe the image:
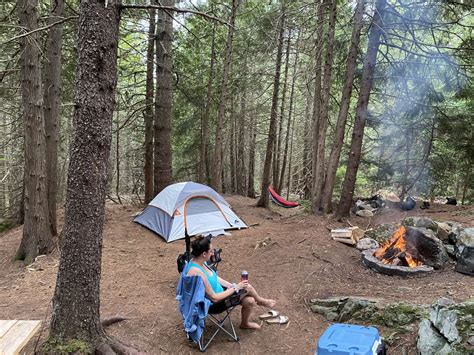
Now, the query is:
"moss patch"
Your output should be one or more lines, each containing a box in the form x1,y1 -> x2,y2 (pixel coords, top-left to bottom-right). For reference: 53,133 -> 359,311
42,337 -> 92,354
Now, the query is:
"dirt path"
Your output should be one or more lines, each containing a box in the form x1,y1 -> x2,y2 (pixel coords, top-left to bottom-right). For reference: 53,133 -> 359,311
1,196 -> 473,354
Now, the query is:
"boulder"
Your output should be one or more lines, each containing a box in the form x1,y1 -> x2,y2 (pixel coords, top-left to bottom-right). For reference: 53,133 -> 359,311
455,228 -> 474,275
402,216 -> 438,232
364,223 -> 398,245
356,209 -> 374,217
417,319 -> 453,355
356,238 -> 379,251
407,227 -> 449,269
418,298 -> 474,354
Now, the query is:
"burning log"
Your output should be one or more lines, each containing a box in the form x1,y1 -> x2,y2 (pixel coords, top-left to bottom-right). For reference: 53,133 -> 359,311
373,226 -> 448,269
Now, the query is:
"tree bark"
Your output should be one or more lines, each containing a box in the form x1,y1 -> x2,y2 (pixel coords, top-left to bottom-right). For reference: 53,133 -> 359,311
247,108 -> 257,198
321,0 -> 365,213
43,0 -> 64,236
49,0 -> 120,350
16,0 -> 54,264
211,0 -> 239,193
199,23 -> 217,185
154,0 -> 174,195
257,3 -> 286,207
310,0 -> 325,205
312,0 -> 336,213
274,29 -> 291,194
237,92 -> 247,195
279,31 -> 299,194
336,0 -> 386,219
144,8 -> 155,203
302,89 -> 313,199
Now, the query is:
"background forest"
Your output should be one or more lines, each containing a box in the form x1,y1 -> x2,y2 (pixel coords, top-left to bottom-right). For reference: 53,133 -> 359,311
0,0 -> 473,353
0,0 -> 472,225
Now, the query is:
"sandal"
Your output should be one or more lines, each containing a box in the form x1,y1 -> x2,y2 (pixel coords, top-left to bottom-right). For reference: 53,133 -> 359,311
258,310 -> 279,320
265,315 -> 289,324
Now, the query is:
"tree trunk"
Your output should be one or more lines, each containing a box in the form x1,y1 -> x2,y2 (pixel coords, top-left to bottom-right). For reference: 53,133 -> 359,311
399,127 -> 412,202
16,0 -> 54,264
274,29 -> 291,194
310,0 -> 325,206
257,3 -> 286,207
321,0 -> 365,213
48,0 -> 122,352
211,0 -> 239,193
279,31 -> 299,194
199,23 -> 217,185
154,0 -> 174,195
461,167 -> 470,205
302,91 -> 313,199
247,108 -> 257,198
312,0 -> 336,213
336,0 -> 386,219
43,0 -> 64,236
144,8 -> 155,203
237,92 -> 247,195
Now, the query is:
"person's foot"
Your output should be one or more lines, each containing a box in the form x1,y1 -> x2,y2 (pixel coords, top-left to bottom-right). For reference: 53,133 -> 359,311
240,322 -> 261,330
259,299 -> 276,308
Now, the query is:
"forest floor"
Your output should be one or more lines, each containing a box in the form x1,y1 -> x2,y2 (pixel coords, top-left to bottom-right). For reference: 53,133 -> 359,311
1,196 -> 474,354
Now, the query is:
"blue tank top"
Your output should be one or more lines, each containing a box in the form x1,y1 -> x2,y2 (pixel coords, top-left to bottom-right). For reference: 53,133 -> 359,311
187,261 -> 224,293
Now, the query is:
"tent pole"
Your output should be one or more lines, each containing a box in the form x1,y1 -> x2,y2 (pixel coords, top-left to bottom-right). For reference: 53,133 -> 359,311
185,228 -> 191,261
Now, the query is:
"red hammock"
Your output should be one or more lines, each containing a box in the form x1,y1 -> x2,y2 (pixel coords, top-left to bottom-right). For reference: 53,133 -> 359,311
268,186 -> 300,208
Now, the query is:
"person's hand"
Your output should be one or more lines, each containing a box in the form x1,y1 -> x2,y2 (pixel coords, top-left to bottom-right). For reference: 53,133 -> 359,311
238,280 -> 248,290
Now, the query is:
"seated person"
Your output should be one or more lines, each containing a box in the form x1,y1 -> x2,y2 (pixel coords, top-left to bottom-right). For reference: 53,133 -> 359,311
185,235 -> 276,329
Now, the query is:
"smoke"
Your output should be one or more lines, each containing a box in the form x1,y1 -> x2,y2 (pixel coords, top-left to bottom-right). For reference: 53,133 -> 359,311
363,0 -> 465,200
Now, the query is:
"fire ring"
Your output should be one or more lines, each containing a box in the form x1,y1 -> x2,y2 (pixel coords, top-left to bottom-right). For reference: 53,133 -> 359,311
362,248 -> 434,277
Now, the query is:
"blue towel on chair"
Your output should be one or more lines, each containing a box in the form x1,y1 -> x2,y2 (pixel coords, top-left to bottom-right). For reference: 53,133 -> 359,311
176,273 -> 211,343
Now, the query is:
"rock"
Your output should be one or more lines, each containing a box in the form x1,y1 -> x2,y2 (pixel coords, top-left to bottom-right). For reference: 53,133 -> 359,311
418,298 -> 474,354
444,245 -> 456,257
338,298 -> 370,322
356,238 -> 379,251
455,228 -> 474,275
408,227 -> 449,269
445,221 -> 463,244
310,305 -> 334,317
467,336 -> 474,346
402,216 -> 438,232
356,209 -> 374,217
436,222 -> 452,242
364,223 -> 399,245
327,312 -> 339,321
417,319 -> 452,355
430,307 -> 461,343
458,228 -> 474,247
310,297 -> 347,308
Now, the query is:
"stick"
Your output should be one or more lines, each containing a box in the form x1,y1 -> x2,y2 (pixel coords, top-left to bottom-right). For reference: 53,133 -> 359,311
2,16 -> 77,45
297,238 -> 307,244
249,223 -> 260,227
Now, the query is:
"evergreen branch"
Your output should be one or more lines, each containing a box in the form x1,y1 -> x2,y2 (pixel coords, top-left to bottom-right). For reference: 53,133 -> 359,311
120,4 -> 232,27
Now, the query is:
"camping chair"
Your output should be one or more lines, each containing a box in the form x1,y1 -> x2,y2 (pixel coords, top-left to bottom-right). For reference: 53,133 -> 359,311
176,272 -> 245,352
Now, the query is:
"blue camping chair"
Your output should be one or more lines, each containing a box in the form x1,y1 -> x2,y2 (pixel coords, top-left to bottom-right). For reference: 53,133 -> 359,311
176,271 -> 244,352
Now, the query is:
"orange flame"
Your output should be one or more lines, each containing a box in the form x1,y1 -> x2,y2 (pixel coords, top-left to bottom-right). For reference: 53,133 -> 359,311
373,226 -> 422,267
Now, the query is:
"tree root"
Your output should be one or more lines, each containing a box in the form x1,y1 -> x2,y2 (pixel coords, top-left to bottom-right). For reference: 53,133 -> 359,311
101,316 -> 129,327
96,335 -> 139,355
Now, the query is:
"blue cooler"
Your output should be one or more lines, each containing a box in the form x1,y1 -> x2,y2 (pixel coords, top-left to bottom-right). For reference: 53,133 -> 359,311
317,323 -> 384,355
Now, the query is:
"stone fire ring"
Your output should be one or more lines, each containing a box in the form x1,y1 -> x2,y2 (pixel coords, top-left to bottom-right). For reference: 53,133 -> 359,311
362,249 -> 434,277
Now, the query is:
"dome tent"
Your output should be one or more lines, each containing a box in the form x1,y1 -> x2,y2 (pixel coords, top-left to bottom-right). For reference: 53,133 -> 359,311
134,182 -> 247,242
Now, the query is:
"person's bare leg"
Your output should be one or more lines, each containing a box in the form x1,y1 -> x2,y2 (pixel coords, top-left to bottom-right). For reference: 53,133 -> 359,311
240,296 -> 260,329
245,285 -> 276,308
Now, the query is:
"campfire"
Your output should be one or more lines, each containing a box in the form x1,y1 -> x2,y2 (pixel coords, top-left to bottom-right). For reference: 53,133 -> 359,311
361,225 -> 448,276
373,226 -> 423,268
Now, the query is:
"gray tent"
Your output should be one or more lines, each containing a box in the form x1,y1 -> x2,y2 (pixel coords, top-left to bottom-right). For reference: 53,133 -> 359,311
134,182 -> 247,242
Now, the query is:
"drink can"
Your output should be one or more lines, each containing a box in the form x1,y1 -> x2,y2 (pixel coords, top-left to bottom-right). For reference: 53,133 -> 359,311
241,270 -> 248,281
